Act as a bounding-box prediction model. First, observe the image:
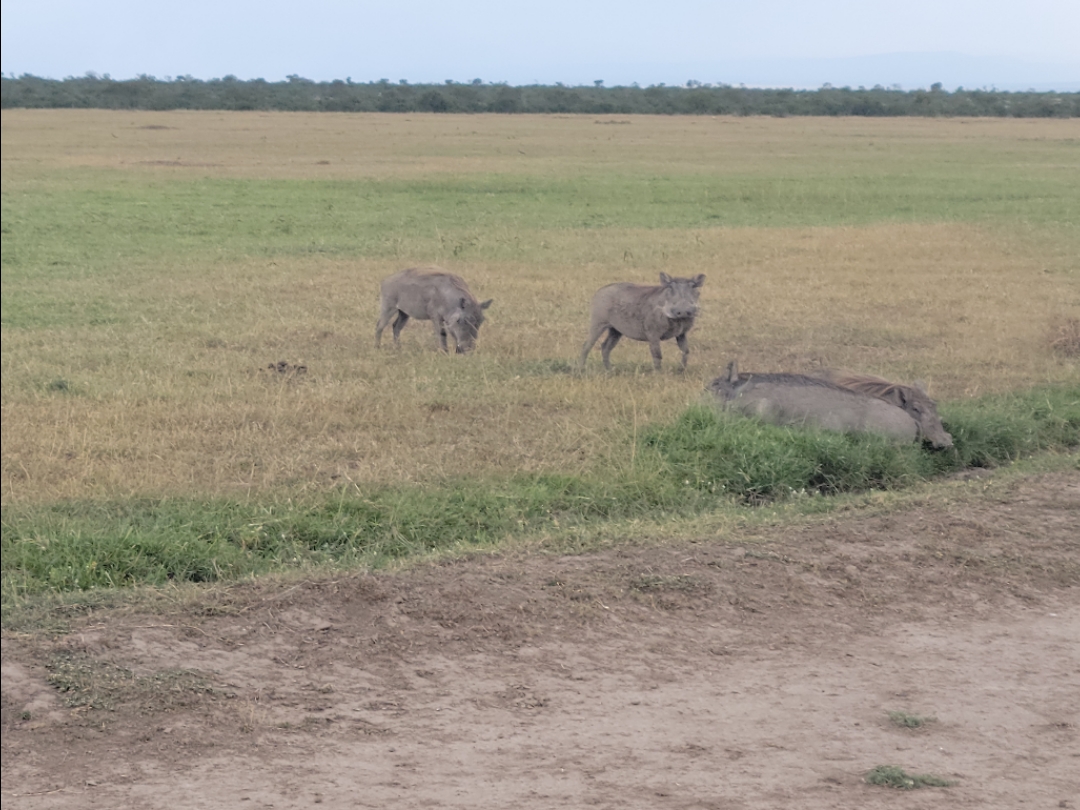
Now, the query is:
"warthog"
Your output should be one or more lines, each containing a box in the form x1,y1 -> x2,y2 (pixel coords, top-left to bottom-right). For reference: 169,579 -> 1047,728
819,371 -> 953,448
708,361 -> 919,442
375,267 -> 492,354
580,273 -> 705,371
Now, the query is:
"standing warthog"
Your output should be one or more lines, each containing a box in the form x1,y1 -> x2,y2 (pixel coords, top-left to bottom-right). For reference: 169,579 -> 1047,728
708,361 -> 919,442
580,273 -> 705,371
375,267 -> 493,354
819,371 -> 953,448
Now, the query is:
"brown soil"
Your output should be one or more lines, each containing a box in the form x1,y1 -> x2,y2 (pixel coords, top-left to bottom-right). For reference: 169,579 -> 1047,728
4,471 -> 1079,809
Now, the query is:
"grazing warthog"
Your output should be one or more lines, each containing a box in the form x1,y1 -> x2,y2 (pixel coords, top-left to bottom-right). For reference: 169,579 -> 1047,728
375,268 -> 492,354
708,361 -> 919,442
580,273 -> 705,371
819,371 -> 953,448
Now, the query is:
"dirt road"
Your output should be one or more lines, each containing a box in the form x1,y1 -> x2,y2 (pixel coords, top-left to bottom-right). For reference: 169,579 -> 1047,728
4,470 -> 1078,809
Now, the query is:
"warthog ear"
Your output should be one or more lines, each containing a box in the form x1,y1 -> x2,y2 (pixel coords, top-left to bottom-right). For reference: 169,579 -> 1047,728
479,299 -> 493,310
726,359 -> 738,381
660,272 -> 673,284
693,274 -> 705,287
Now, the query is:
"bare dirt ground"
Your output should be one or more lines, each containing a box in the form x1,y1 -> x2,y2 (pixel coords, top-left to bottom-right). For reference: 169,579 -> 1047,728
3,470 -> 1079,810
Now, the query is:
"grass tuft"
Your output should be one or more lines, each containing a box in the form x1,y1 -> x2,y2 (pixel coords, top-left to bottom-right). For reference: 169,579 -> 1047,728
865,765 -> 956,789
46,651 -> 217,712
1049,317 -> 1080,358
887,710 -> 936,729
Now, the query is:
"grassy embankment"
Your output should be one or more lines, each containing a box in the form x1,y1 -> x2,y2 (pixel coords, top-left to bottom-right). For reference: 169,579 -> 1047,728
2,111 -> 1078,606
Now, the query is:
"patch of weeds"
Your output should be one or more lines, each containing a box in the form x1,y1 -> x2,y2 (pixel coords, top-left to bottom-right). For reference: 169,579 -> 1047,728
46,651 -> 218,712
516,359 -> 576,376
47,654 -> 132,709
41,377 -> 84,396
887,710 -> 936,729
865,765 -> 956,789
1049,317 -> 1080,358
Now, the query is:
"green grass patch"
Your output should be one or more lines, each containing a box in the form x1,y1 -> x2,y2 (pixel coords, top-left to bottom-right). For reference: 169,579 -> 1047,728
4,163 -> 1077,313
865,765 -> 956,789
3,384 -> 1076,609
887,710 -> 936,729
640,384 -> 1080,502
0,472 -> 695,604
940,387 -> 1080,469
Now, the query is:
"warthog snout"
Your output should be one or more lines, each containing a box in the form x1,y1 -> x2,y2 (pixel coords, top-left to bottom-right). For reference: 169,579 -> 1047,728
664,302 -> 699,320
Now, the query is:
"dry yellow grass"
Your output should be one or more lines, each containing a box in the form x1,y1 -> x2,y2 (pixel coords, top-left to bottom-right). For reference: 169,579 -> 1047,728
5,109 -> 1078,181
1049,318 -> 1080,357
2,111 -> 1078,505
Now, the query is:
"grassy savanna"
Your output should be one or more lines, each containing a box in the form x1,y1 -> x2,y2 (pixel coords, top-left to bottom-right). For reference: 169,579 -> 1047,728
2,110 -> 1078,597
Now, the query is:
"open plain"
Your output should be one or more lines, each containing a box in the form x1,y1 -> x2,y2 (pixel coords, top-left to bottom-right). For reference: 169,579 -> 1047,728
2,110 -> 1079,807
2,111 -> 1078,502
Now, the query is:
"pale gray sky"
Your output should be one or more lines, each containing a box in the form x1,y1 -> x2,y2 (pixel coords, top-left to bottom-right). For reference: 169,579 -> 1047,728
3,0 -> 1078,90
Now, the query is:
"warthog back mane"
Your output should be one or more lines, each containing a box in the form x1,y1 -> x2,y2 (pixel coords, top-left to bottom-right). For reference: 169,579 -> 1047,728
824,372 -> 910,400
402,267 -> 477,300
721,372 -> 852,391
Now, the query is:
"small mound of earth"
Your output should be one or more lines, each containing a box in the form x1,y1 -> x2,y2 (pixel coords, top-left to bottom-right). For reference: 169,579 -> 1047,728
263,360 -> 307,376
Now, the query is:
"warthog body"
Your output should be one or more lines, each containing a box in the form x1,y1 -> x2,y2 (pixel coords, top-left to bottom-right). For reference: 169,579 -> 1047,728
819,371 -> 953,448
375,268 -> 492,354
580,273 -> 705,371
708,361 -> 919,442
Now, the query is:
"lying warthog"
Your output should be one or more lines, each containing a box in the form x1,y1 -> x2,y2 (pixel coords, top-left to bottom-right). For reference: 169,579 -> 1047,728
708,361 -> 919,442
580,273 -> 705,371
819,371 -> 953,448
375,267 -> 493,354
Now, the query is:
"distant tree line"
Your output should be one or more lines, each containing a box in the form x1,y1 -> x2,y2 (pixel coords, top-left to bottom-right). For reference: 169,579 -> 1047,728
3,74 -> 1077,117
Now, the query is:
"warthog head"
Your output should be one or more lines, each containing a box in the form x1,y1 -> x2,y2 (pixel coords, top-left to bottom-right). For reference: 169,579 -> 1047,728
446,296 -> 493,354
658,273 -> 705,321
894,383 -> 953,449
821,372 -> 954,449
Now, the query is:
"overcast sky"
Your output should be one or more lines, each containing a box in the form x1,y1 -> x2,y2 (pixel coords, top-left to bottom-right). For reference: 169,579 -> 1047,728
3,0 -> 1079,91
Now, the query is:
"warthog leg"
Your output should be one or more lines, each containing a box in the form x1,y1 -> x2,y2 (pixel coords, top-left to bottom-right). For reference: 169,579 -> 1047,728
375,307 -> 406,348
676,333 -> 690,370
434,320 -> 450,352
580,323 -> 611,368
600,328 -> 623,370
389,311 -> 410,346
647,338 -> 664,371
